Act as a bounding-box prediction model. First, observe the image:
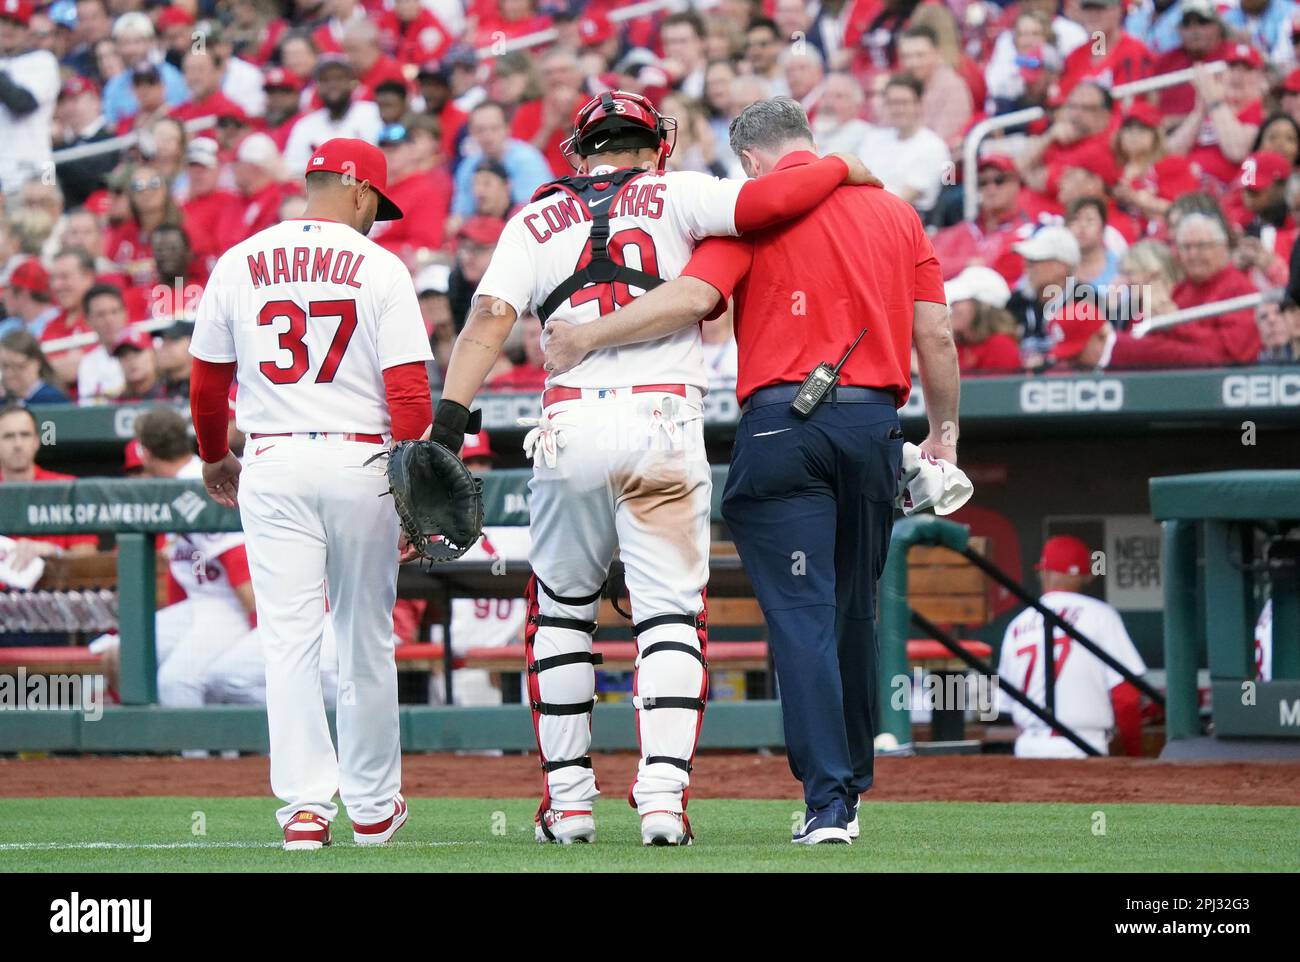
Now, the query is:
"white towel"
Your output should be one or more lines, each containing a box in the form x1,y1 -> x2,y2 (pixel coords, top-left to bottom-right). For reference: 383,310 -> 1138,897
895,443 -> 974,517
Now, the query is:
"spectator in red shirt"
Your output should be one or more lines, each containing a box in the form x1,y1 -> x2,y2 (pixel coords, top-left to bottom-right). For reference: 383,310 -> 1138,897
1113,100 -> 1201,236
475,0 -> 554,47
416,61 -> 469,160
110,327 -> 169,402
342,20 -> 407,103
1168,46 -> 1266,185
1277,68 -> 1300,127
172,48 -> 245,125
1059,0 -> 1152,97
105,162 -> 182,286
932,155 -> 1032,283
945,266 -> 1024,374
379,0 -> 453,66
262,68 -> 304,150
449,215 -> 505,330
313,0 -> 366,56
512,47 -> 585,177
218,132 -> 292,250
180,137 -> 241,275
1106,213 -> 1262,367
148,223 -> 207,317
1019,81 -> 1118,195
41,248 -> 96,390
0,404 -> 96,581
1154,0 -> 1229,121
1052,141 -> 1142,244
368,120 -> 453,261
1230,150 -> 1297,289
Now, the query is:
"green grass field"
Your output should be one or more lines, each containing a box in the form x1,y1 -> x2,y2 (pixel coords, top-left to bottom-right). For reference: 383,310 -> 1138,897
1,797 -> 1296,872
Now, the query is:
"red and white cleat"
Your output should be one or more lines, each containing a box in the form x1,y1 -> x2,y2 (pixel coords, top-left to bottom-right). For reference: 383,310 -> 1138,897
353,794 -> 409,846
535,809 -> 596,844
283,811 -> 331,851
640,810 -> 692,846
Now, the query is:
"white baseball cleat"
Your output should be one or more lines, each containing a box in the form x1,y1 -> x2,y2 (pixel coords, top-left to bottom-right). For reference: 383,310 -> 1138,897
282,811 -> 331,851
640,810 -> 692,846
535,809 -> 596,844
353,794 -> 409,845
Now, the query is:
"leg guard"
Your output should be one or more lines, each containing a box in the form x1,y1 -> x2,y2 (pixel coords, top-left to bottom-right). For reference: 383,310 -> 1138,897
525,574 -> 604,834
629,594 -> 708,822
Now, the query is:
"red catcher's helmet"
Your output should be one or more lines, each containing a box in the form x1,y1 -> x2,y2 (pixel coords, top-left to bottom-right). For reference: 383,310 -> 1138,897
561,90 -> 677,172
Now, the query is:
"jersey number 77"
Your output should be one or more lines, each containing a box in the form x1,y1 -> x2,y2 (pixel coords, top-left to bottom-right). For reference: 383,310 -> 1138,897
258,298 -> 358,385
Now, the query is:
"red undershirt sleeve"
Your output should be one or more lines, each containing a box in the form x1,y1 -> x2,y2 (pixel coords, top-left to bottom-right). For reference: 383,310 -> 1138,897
190,358 -> 237,464
216,545 -> 252,589
733,155 -> 848,233
682,236 -> 755,303
1109,681 -> 1143,757
382,361 -> 433,442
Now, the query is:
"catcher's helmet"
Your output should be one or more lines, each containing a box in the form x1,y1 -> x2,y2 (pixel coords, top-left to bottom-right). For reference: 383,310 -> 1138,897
561,90 -> 677,172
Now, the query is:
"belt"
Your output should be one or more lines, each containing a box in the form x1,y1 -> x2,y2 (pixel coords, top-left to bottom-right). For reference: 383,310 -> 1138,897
740,383 -> 896,413
248,431 -> 386,444
541,383 -> 689,408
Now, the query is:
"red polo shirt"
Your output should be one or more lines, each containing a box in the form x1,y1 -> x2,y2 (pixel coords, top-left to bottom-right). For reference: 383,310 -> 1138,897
682,151 -> 945,407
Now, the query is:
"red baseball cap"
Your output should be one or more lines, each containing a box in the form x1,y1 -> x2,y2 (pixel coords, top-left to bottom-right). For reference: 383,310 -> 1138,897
1241,150 -> 1292,190
1280,67 -> 1300,94
59,75 -> 99,100
461,431 -> 493,462
1122,99 -> 1163,130
1036,535 -> 1093,576
262,67 -> 302,92
123,438 -> 144,472
157,6 -> 195,30
8,258 -> 49,296
1063,140 -> 1121,187
1223,42 -> 1264,69
111,326 -> 155,355
0,0 -> 31,26
578,12 -> 615,46
1049,300 -> 1106,360
978,154 -> 1021,180
457,215 -> 505,247
305,138 -> 402,221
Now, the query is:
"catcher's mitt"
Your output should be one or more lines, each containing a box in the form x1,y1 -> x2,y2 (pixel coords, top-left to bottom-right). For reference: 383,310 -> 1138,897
373,440 -> 484,562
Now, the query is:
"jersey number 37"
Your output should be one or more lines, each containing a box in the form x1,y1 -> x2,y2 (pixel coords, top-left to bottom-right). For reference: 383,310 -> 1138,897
258,298 -> 358,385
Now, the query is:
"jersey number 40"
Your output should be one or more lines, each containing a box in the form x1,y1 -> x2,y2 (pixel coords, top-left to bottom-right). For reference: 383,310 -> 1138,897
569,228 -> 659,314
258,298 -> 357,385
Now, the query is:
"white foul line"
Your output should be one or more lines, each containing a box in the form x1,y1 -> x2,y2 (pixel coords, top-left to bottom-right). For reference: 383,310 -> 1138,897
0,840 -> 482,851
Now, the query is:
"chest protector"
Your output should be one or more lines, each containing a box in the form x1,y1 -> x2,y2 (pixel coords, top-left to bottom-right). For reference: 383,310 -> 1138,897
533,167 -> 664,323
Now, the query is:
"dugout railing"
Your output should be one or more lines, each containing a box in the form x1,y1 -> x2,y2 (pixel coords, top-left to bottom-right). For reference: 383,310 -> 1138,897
877,516 -> 1167,755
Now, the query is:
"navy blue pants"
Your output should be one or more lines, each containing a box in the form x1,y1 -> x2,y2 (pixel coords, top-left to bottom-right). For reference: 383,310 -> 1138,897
721,392 -> 902,811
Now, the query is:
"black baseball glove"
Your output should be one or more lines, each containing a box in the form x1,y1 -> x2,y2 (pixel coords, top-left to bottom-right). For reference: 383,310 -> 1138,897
374,440 -> 484,562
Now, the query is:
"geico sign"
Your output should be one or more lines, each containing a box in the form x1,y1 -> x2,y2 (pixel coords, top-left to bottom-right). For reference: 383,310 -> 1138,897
1019,379 -> 1124,413
1222,373 -> 1300,407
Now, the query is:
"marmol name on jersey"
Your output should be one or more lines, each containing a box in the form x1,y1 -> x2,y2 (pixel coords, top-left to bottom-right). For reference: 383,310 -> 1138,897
246,246 -> 367,289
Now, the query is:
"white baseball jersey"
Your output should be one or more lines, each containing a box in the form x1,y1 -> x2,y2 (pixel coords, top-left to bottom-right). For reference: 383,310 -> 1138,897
998,590 -> 1146,746
448,526 -> 531,652
190,219 -> 433,435
164,458 -> 249,616
473,167 -> 744,391
282,101 -> 383,174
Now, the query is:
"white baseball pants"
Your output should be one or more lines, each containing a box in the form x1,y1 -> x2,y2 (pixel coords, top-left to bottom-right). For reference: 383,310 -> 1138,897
238,436 -> 401,828
525,388 -> 711,819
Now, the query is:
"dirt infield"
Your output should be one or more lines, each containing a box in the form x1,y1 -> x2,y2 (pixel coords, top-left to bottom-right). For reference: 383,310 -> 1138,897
4,752 -> 1299,805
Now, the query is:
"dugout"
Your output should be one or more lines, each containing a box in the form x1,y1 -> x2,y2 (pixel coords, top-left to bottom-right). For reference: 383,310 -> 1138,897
1152,471 -> 1300,755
